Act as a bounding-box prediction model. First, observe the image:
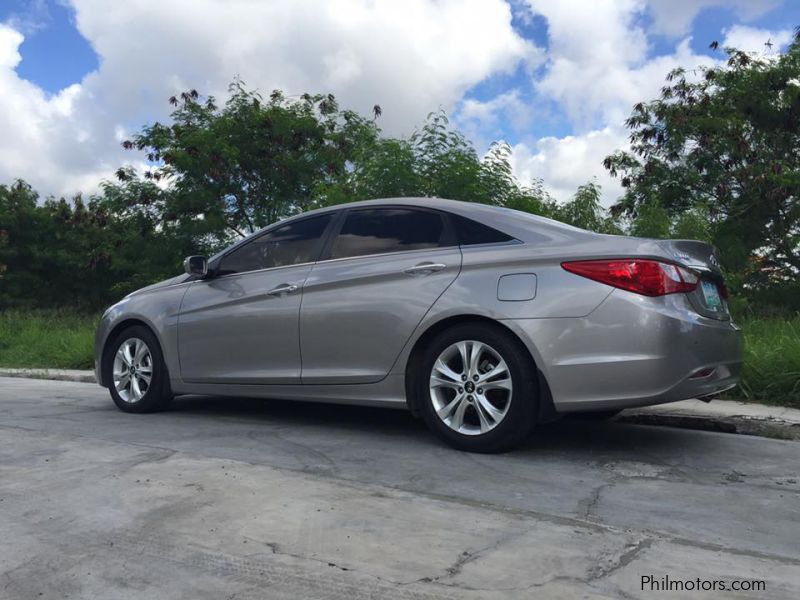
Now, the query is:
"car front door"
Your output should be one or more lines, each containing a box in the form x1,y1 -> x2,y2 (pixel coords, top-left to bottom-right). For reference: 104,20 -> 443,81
178,213 -> 333,384
299,207 -> 461,384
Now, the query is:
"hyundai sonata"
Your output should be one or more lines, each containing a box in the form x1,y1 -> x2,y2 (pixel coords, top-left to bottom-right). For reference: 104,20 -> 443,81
95,197 -> 742,452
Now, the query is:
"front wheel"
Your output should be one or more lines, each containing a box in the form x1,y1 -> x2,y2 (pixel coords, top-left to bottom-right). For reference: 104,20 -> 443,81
415,323 -> 538,453
104,325 -> 172,413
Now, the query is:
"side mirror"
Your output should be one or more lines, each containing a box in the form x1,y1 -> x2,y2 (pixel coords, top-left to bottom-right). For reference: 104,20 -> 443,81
184,255 -> 208,279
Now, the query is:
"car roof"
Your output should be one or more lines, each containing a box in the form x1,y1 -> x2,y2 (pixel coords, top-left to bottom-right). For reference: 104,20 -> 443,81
211,197 -> 597,263
289,197 -> 596,240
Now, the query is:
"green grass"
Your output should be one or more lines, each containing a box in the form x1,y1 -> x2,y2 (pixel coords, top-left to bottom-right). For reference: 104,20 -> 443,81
0,310 -> 798,408
0,310 -> 97,370
732,315 -> 800,408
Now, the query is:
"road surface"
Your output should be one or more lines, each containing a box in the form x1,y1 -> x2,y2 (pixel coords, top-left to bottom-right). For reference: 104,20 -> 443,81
1,377 -> 798,598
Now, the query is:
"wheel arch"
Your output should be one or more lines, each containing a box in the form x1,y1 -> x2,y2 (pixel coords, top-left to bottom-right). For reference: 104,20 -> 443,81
403,314 -> 556,422
100,318 -> 165,388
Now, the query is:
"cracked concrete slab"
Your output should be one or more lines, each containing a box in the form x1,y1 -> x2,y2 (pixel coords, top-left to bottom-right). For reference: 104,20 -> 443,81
1,377 -> 799,598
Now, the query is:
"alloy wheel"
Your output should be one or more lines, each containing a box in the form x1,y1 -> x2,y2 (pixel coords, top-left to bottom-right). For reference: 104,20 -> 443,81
113,337 -> 153,403
429,340 -> 513,435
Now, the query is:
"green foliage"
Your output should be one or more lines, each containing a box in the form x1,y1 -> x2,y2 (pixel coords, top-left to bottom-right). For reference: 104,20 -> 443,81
1,181 -> 114,309
604,36 -> 800,284
121,81 -> 379,244
0,179 -> 202,310
553,181 -> 622,234
0,309 -> 96,369
671,205 -> 712,242
629,198 -> 672,238
732,314 -> 800,407
324,111 -> 554,211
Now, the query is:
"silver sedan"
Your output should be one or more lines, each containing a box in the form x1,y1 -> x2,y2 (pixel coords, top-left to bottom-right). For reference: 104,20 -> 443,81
95,197 -> 742,452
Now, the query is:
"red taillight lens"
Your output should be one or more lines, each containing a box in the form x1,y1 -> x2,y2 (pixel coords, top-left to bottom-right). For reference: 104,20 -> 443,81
561,259 -> 699,297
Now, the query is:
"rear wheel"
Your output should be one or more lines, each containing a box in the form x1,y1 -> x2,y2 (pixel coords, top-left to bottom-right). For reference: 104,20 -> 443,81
104,325 -> 172,413
415,323 -> 537,453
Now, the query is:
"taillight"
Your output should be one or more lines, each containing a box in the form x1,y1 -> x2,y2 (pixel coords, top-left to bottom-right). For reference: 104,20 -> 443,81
561,259 -> 699,297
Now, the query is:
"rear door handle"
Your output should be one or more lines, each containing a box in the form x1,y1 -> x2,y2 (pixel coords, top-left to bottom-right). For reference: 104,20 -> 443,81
266,283 -> 298,296
403,262 -> 446,276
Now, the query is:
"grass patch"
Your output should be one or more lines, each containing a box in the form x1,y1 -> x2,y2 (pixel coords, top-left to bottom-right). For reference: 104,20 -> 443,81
733,314 -> 800,409
0,310 -> 798,408
0,310 -> 97,370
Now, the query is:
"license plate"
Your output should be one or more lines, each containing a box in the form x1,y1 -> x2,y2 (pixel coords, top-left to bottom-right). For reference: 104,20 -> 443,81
701,280 -> 723,311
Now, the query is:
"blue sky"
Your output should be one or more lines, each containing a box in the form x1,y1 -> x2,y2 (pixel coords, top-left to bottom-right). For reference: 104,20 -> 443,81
0,0 -> 797,202
1,0 -> 98,91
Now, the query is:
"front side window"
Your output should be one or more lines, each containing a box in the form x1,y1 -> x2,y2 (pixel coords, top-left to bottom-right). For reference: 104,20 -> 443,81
217,214 -> 333,276
329,208 -> 446,260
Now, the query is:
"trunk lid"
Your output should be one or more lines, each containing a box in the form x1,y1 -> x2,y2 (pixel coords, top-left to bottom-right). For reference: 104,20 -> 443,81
658,240 -> 730,320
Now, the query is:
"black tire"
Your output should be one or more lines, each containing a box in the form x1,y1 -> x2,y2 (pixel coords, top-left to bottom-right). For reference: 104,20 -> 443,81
567,410 -> 621,422
103,325 -> 172,413
414,322 -> 538,453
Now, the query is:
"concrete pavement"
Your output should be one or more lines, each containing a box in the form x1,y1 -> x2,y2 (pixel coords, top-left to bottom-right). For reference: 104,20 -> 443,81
4,367 -> 799,440
1,376 -> 799,598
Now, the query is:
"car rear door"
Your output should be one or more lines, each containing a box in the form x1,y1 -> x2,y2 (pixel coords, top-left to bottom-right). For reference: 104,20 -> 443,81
299,207 -> 461,384
178,213 -> 334,384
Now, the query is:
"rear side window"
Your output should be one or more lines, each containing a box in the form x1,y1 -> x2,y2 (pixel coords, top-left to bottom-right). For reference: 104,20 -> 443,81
218,214 -> 333,276
452,214 -> 515,246
330,208 -> 446,259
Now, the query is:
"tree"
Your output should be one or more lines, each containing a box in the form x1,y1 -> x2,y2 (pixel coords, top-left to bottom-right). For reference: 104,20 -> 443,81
0,181 -> 118,308
604,33 -> 800,283
554,181 -> 622,234
119,81 -> 378,246
628,198 -> 671,238
324,109 -> 554,213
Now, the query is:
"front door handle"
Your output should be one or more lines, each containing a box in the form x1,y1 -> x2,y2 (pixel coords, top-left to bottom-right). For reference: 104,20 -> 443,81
403,262 -> 447,276
266,283 -> 298,296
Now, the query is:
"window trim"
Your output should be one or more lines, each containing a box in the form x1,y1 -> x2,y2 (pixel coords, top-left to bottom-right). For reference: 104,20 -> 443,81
204,204 -> 521,280
210,212 -> 337,278
318,205 -> 458,262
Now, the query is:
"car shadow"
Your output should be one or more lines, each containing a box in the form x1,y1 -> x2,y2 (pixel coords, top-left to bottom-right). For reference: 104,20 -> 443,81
167,394 -> 701,457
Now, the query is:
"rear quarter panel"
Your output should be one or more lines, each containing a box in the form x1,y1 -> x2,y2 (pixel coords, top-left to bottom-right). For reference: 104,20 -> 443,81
387,230 -> 688,390
387,240 -> 616,383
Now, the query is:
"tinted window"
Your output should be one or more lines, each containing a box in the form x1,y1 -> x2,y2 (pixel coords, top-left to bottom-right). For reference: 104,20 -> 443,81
330,208 -> 446,259
452,214 -> 515,246
218,214 -> 332,275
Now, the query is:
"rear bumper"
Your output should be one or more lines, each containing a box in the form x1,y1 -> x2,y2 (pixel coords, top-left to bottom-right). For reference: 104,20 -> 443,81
505,290 -> 743,412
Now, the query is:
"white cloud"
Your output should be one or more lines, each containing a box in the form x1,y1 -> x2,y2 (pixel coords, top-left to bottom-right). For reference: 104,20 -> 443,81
0,23 -> 113,194
722,25 -> 794,53
454,89 -> 536,148
646,0 -> 782,37
523,0 -> 718,129
510,127 -> 628,204
508,0 -> 725,204
0,0 -> 793,205
0,23 -> 23,68
0,0 -> 537,196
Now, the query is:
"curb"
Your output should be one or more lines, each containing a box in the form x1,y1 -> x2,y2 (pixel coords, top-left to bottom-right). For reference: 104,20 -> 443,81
0,368 -> 96,384
618,412 -> 800,441
618,403 -> 800,441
